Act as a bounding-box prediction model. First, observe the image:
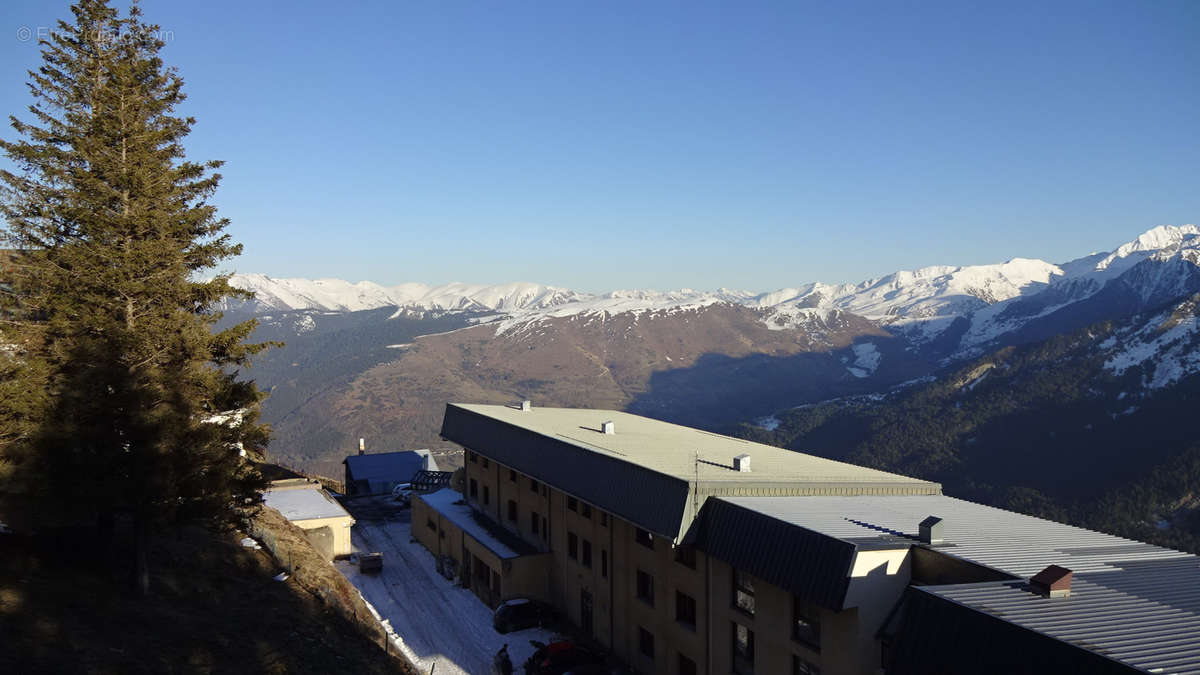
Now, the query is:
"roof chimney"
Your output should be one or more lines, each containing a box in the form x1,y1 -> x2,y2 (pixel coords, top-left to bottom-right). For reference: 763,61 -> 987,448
1031,565 -> 1073,598
733,453 -> 751,472
601,420 -> 615,435
358,437 -> 365,456
919,516 -> 944,544
520,400 -> 532,412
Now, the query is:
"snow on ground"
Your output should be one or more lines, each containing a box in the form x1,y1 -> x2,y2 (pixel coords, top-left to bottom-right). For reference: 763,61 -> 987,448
754,416 -> 781,431
336,503 -> 557,675
846,342 -> 881,378
1105,312 -> 1200,388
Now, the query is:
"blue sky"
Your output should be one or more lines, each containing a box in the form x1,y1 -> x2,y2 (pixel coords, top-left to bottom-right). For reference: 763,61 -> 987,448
2,1 -> 1198,292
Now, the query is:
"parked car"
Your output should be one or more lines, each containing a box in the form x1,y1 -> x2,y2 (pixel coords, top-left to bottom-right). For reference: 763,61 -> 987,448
521,640 -> 606,675
493,598 -> 553,633
391,482 -> 414,505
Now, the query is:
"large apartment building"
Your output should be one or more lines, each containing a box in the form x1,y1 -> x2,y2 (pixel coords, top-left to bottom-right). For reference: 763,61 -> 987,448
413,402 -> 1200,675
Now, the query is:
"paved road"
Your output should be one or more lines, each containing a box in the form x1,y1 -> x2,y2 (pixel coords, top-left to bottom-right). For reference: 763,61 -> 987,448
337,496 -> 556,675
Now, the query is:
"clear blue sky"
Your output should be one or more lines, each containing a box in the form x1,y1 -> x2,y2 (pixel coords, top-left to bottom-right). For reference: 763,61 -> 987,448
2,1 -> 1198,292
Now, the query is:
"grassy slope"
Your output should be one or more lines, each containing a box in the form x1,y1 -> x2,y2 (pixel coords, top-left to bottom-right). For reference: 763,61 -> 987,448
0,523 -> 409,674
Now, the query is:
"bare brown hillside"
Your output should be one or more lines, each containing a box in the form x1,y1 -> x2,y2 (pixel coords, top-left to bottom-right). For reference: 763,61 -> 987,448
267,303 -> 914,476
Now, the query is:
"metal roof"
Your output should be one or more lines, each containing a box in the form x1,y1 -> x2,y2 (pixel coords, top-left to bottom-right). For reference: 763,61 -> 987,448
441,403 -> 939,540
721,494 -> 1193,577
264,487 -> 353,522
344,450 -> 435,482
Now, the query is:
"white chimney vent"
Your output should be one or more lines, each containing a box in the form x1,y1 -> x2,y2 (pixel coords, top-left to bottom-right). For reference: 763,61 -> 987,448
601,420 -> 615,434
358,437 -> 365,455
520,400 -> 532,412
734,453 -> 751,472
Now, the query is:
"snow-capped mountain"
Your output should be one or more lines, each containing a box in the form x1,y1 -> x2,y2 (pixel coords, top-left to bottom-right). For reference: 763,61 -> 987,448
226,275 -> 584,313
229,224 -> 1200,362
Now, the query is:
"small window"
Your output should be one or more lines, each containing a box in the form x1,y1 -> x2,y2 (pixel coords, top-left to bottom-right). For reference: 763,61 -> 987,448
793,655 -> 821,675
679,653 -> 697,675
567,497 -> 578,512
482,457 -> 489,468
638,626 -> 655,659
675,590 -> 697,629
541,485 -> 548,497
507,500 -> 518,522
426,518 -> 436,532
530,511 -> 539,535
542,516 -> 548,541
509,469 -> 516,482
601,512 -> 608,527
568,532 -> 579,560
530,478 -> 539,493
734,568 -> 755,616
581,503 -> 591,519
483,485 -> 490,506
468,451 -> 477,463
469,478 -> 478,499
732,622 -> 755,675
636,569 -> 655,606
635,528 -> 654,549
792,597 -> 821,650
582,539 -> 592,568
601,549 -> 608,578
675,546 -> 697,569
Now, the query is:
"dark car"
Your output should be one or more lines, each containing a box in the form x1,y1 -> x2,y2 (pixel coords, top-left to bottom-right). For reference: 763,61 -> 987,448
493,598 -> 553,634
522,640 -> 607,675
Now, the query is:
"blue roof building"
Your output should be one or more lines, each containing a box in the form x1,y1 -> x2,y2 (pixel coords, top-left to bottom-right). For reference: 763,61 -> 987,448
343,449 -> 438,495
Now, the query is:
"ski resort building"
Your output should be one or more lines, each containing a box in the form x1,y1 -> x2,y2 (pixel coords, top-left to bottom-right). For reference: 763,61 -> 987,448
413,402 -> 1200,675
263,479 -> 356,559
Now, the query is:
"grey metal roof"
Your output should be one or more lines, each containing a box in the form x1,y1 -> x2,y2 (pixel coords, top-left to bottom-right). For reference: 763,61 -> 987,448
264,487 -> 353,522
344,450 -> 434,483
721,494 -> 1193,577
918,557 -> 1200,675
441,403 -> 938,540
688,497 -> 855,611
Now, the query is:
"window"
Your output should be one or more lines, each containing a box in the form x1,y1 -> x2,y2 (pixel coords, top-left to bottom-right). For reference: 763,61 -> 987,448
636,569 -> 655,606
792,597 -> 821,650
600,512 -> 608,527
469,478 -> 478,499
568,532 -> 579,560
793,655 -> 821,675
733,568 -> 755,616
638,626 -> 655,659
530,478 -> 539,493
426,518 -> 436,532
635,528 -> 654,549
468,451 -> 477,463
675,545 -> 697,569
678,653 -> 697,675
483,485 -> 490,506
542,516 -> 548,541
567,497 -> 578,512
675,590 -> 697,629
732,622 -> 755,675
530,511 -> 539,535
581,503 -> 592,519
507,500 -> 517,522
482,457 -> 489,468
582,539 -> 592,568
601,549 -> 608,578
508,469 -> 516,482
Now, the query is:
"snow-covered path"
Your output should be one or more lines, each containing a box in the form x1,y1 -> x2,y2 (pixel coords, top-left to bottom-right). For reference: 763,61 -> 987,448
335,499 -> 556,675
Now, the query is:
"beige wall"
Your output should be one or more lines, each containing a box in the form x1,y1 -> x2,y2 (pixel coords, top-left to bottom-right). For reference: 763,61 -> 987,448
291,515 -> 354,558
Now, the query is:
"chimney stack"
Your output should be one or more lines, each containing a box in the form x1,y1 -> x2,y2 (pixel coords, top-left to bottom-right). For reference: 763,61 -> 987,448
601,420 -> 615,435
919,516 -> 944,545
520,400 -> 532,412
358,437 -> 365,455
733,453 -> 751,472
1031,565 -> 1073,598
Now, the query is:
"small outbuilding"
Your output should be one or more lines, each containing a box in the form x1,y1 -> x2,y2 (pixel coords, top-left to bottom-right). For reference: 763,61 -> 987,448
343,449 -> 439,496
263,480 -> 356,559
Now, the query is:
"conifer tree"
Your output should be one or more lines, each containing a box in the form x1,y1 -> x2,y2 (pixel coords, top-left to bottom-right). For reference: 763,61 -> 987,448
0,0 -> 271,594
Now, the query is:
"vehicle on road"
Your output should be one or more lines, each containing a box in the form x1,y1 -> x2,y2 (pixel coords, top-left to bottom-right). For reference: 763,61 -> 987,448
391,482 -> 414,506
521,640 -> 607,675
493,598 -> 553,634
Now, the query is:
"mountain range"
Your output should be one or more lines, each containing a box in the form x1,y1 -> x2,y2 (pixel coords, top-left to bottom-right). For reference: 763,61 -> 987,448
226,224 -> 1200,483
